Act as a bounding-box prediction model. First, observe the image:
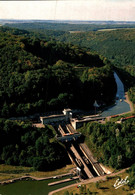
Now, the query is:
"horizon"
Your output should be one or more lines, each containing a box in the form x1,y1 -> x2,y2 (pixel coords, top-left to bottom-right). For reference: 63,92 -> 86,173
1,18 -> 135,23
0,1 -> 135,21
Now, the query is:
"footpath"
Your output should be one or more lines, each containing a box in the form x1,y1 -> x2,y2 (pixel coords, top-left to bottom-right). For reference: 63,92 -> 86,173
0,173 -> 71,185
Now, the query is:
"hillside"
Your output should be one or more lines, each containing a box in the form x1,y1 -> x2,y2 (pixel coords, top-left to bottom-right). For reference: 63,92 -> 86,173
6,24 -> 135,105
0,119 -> 69,171
79,119 -> 135,170
0,28 -> 116,117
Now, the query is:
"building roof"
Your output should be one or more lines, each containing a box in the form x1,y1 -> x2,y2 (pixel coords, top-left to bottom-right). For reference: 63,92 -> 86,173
63,108 -> 72,112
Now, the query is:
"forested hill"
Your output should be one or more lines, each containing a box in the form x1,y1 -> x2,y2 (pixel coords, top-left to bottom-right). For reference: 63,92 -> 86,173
3,24 -> 135,68
0,28 -> 116,117
56,29 -> 135,67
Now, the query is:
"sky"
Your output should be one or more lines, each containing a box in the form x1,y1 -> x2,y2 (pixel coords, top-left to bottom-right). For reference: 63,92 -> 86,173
0,0 -> 135,21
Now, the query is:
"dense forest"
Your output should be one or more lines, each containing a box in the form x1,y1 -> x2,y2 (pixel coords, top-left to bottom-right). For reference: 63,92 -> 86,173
0,119 -> 69,171
4,23 -> 135,104
79,118 -> 135,170
56,29 -> 135,67
0,28 -> 116,117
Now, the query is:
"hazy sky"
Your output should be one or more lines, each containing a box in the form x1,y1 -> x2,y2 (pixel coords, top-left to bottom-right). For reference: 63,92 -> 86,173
0,0 -> 135,21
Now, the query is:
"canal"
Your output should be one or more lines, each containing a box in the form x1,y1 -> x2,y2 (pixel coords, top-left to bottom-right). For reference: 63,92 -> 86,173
101,72 -> 131,117
0,177 -> 78,195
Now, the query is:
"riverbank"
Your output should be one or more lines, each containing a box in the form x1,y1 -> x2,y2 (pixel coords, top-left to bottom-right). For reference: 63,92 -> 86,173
0,164 -> 75,183
0,173 -> 75,185
101,72 -> 134,117
101,91 -> 134,118
124,92 -> 134,112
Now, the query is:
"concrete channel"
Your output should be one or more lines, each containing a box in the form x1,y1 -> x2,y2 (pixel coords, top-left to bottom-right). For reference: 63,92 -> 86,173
57,122 -> 105,180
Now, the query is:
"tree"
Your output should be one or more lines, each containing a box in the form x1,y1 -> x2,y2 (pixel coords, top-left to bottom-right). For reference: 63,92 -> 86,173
87,188 -> 91,195
64,191 -> 70,195
1,102 -> 9,117
95,182 -> 100,189
79,185 -> 86,194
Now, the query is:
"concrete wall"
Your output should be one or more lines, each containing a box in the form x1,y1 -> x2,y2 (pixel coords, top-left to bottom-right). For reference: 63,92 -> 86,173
71,119 -> 83,130
40,115 -> 65,124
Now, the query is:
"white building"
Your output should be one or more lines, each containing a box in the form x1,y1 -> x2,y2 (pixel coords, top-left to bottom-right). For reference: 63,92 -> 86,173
40,109 -> 72,125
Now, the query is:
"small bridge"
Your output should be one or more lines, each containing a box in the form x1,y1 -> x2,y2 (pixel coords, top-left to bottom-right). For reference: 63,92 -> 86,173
57,133 -> 82,142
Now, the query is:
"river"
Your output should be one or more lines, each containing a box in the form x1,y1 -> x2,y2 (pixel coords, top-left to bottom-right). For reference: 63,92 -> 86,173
101,72 -> 131,117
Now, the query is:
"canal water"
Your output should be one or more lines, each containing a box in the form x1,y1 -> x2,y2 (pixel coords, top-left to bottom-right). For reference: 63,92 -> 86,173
0,178 -> 78,195
101,72 -> 131,117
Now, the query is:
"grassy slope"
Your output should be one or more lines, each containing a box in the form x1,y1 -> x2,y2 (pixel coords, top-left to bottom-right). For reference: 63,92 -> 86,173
0,164 -> 75,182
